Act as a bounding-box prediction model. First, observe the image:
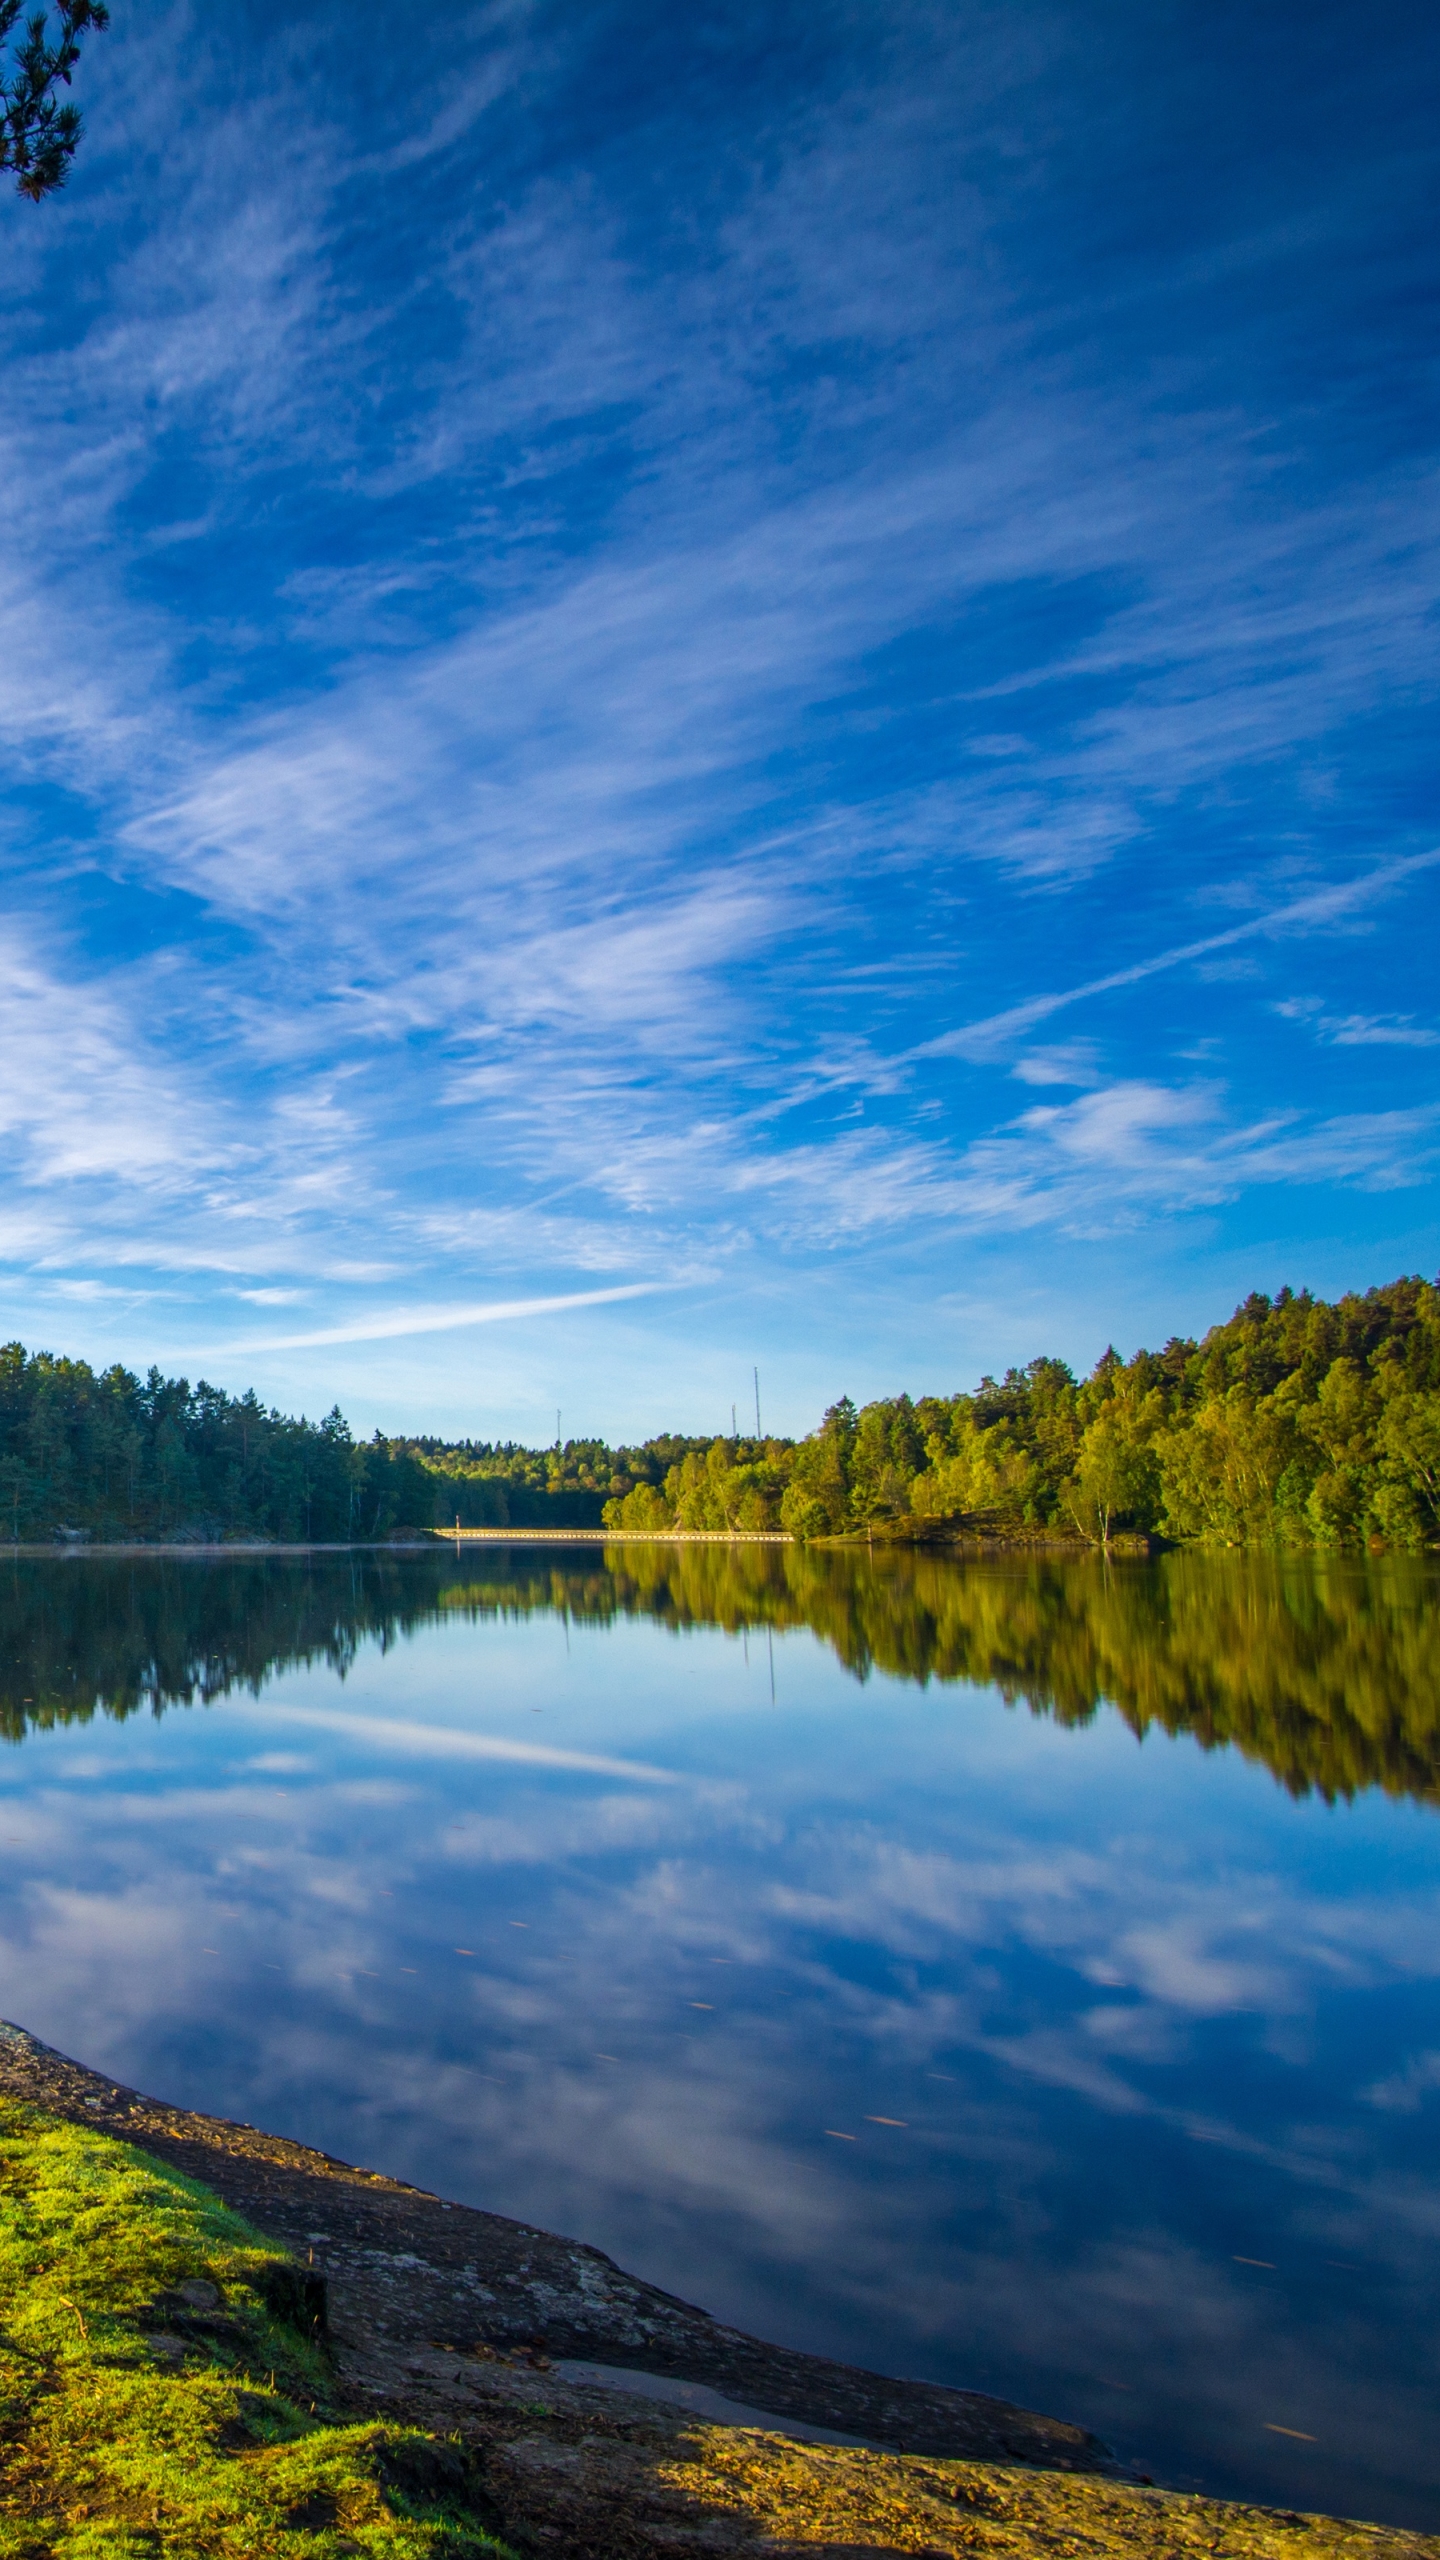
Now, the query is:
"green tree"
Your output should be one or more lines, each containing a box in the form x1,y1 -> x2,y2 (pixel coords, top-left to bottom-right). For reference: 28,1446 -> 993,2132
603,1482 -> 673,1532
1373,1378 -> 1440,1547
0,1 -> 108,200
778,1396 -> 855,1534
1155,1390 -> 1297,1544
1063,1400 -> 1162,1545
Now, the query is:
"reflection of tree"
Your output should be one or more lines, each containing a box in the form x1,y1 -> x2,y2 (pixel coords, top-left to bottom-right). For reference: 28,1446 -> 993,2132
436,1546 -> 1440,1805
0,1555 -> 451,1742
1,1548 -> 1436,1808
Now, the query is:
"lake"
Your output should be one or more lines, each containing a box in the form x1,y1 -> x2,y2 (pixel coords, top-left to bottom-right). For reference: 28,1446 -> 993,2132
0,1542 -> 1435,2527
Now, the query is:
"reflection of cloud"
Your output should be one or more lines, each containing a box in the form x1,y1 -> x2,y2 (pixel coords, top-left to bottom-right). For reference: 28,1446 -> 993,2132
973,2026 -> 1152,2115
439,1796 -> 700,1865
237,1703 -> 680,1784
1,1623 -> 1438,2525
768,1840 -> 1109,1944
1112,1922 -> 1282,2016
1081,2003 -> 1182,2060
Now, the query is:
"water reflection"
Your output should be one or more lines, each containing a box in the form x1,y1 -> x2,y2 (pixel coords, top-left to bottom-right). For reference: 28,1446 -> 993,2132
0,1547 -> 1435,2531
3,1544 -> 1437,1805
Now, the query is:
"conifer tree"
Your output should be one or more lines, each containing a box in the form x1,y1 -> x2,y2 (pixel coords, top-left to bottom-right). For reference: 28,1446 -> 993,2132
0,1 -> 108,200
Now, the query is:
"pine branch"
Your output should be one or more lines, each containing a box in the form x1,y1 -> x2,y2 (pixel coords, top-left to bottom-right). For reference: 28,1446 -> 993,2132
0,0 -> 109,201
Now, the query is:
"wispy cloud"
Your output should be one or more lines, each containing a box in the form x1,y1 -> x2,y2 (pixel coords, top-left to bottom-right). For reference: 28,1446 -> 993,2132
1275,998 -> 1440,1050
0,0 -> 1434,1412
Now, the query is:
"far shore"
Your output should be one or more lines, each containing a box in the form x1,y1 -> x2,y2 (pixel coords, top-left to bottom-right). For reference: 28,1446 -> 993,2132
1,1526 -> 1149,1556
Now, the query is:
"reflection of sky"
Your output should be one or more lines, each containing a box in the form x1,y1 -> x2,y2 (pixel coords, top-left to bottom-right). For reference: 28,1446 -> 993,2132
1,1602 -> 1437,2528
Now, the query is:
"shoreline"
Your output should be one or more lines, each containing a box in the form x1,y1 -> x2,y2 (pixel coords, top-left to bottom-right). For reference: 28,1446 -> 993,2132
0,1538 -> 437,1557
0,2019 -> 1113,2474
0,1528 -> 1143,1555
2,2022 -> 1432,2555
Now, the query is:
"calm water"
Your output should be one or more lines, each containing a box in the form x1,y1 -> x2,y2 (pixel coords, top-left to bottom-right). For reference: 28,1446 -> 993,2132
0,1544 -> 1436,2527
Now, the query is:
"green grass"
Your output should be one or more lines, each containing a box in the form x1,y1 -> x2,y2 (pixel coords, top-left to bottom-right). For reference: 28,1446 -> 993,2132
0,2098 -> 510,2559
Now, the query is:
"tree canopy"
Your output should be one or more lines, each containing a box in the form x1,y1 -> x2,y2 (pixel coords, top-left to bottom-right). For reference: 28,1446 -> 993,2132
0,1273 -> 1437,1549
594,1274 -> 1440,1550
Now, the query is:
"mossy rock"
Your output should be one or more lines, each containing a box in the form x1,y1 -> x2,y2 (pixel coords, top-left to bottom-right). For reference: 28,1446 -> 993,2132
0,2099 -> 510,2558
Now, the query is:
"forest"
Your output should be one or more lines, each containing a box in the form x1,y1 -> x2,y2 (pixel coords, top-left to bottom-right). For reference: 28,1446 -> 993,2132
593,1273 -> 1440,1550
0,1345 -> 435,1545
0,1273 -> 1436,1548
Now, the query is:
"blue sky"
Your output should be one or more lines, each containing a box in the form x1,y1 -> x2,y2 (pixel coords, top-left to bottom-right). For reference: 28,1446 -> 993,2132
0,0 -> 1436,1439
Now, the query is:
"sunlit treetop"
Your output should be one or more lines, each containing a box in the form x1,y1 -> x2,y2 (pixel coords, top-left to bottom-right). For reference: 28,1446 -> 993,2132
0,0 -> 108,201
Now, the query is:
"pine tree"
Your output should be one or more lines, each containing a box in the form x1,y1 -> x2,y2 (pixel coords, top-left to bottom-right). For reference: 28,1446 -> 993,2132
0,1 -> 108,201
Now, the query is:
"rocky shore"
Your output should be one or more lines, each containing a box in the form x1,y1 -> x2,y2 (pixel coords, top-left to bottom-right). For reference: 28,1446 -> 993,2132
0,2021 -> 1110,2472
1,2021 -> 1433,2560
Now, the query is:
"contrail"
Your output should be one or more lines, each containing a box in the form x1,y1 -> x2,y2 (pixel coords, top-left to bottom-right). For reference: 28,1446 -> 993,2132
194,1281 -> 666,1355
913,851 -> 1440,1062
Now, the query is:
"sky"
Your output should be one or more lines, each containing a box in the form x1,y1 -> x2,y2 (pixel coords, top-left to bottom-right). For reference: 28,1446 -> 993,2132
0,0 -> 1436,1441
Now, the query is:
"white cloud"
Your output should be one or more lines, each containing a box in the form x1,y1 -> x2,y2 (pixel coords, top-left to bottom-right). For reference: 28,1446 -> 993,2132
918,856 -> 1440,1066
0,926 -> 207,1194
1275,998 -> 1440,1049
1012,1043 -> 1104,1087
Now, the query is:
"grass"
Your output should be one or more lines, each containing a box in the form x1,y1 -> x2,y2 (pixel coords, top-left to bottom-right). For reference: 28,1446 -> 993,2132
0,2098 -> 510,2559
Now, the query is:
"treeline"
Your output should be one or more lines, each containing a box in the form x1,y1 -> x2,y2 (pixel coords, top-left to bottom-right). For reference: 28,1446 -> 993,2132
2,1272 -> 1437,1548
0,1346 -> 435,1543
408,1431 -> 717,1530
598,1275 -> 1440,1550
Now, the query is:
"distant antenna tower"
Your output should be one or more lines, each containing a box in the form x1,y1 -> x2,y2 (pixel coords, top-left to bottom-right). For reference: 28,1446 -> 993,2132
754,1366 -> 762,1436
556,1408 -> 562,1448
732,1402 -> 737,1439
